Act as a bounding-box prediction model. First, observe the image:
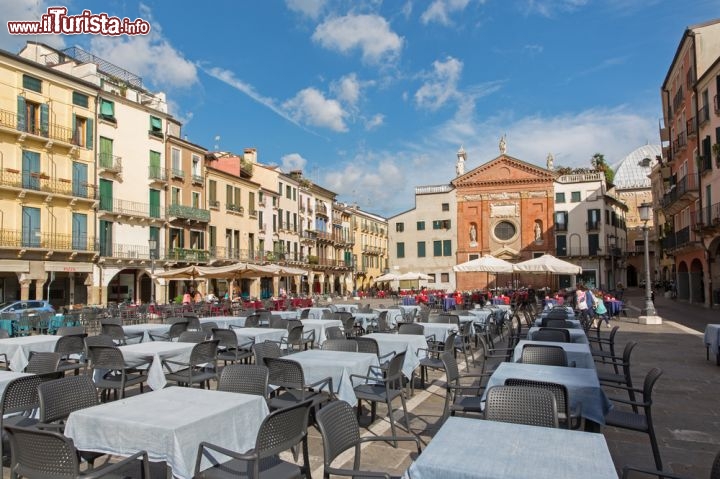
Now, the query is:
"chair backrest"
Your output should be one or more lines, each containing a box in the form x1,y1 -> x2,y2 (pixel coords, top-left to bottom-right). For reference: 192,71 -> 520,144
504,378 -> 570,427
340,315 -> 356,334
101,323 -> 127,342
439,314 -> 459,325
520,344 -> 568,366
269,315 -> 288,330
440,350 -> 460,385
427,314 -> 445,324
253,400 -> 311,468
166,316 -> 188,325
355,337 -> 380,356
533,327 -> 571,343
54,334 -> 87,356
1,373 -> 60,417
25,352 -> 62,374
253,341 -> 282,366
324,326 -> 346,340
315,400 -> 362,468
640,367 -> 663,412
545,309 -> 569,320
417,308 -> 430,323
56,326 -> 86,336
398,323 -> 424,335
218,364 -> 269,397
183,315 -> 201,330
543,318 -> 571,328
38,375 -> 98,424
200,322 -> 218,334
484,385 -> 559,428
84,334 -> 115,350
264,357 -> 305,390
178,330 -> 209,343
167,321 -> 189,339
4,425 -> 82,477
384,352 -> 406,385
299,308 -> 311,319
189,340 -> 219,365
88,345 -> 127,370
212,328 -> 238,348
322,339 -> 358,352
244,314 -> 261,328
286,324 -> 305,343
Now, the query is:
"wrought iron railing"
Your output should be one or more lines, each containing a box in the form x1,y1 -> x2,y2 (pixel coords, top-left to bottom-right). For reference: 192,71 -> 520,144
0,109 -> 74,144
0,230 -> 96,251
148,166 -> 167,182
166,204 -> 210,222
99,153 -> 122,173
0,168 -> 96,199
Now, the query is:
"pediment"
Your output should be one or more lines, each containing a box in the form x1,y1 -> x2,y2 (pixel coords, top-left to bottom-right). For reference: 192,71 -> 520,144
452,155 -> 555,187
491,246 -> 520,260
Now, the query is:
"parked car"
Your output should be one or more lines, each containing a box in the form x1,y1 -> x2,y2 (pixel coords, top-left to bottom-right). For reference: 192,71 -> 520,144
0,300 -> 55,318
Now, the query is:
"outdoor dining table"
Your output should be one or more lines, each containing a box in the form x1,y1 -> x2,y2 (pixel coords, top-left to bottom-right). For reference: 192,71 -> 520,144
373,308 -> 404,326
118,341 -> 194,390
704,324 -> 720,364
513,340 -> 596,369
353,312 -> 379,332
484,362 -> 612,426
404,416 -> 618,479
533,318 -> 583,328
200,316 -> 244,329
64,387 -> 269,479
285,349 -> 380,403
233,327 -> 287,345
122,323 -> 170,342
0,335 -> 61,372
465,308 -> 493,325
334,304 -> 360,313
0,371 -> 31,396
362,333 -> 428,380
527,326 -> 588,344
421,323 -> 458,342
399,305 -> 421,314
300,319 -> 343,345
269,310 -> 299,319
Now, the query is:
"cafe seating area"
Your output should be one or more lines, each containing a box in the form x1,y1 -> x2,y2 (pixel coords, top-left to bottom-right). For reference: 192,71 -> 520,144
0,290 -> 716,478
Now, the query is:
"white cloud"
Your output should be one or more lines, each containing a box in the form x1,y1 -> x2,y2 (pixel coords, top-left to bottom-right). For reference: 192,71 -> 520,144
1,0 -> 65,51
414,56 -> 464,110
522,0 -> 589,17
312,14 -> 403,64
281,153 -> 308,172
89,5 -> 197,90
285,0 -> 327,18
283,88 -> 348,132
331,74 -> 361,107
420,0 -> 472,26
364,114 -> 385,130
523,44 -> 544,54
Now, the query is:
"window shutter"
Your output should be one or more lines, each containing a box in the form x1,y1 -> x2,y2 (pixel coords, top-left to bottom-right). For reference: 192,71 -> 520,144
40,103 -> 49,137
17,96 -> 26,131
86,118 -> 93,149
72,113 -> 77,143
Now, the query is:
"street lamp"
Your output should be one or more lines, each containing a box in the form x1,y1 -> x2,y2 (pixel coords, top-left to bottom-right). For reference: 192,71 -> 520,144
148,238 -> 157,305
608,234 -> 616,291
638,203 -> 656,317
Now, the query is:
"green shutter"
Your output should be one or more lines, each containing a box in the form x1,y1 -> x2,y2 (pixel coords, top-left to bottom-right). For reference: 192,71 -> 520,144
72,114 -> 77,143
22,75 -> 41,93
40,103 -> 49,137
149,151 -> 161,178
149,189 -> 160,218
99,138 -> 112,168
150,116 -> 162,130
72,92 -> 89,108
443,240 -> 451,257
17,96 -> 26,132
99,179 -> 113,211
100,99 -> 114,118
86,118 -> 93,149
433,240 -> 442,257
149,226 -> 160,257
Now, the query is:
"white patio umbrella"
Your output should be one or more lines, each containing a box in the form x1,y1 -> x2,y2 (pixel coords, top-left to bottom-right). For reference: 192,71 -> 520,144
375,272 -> 400,282
397,272 -> 433,281
453,254 -> 514,291
512,254 -> 582,274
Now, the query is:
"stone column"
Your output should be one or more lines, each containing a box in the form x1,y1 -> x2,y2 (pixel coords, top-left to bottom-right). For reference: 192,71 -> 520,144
85,274 -> 96,305
19,277 -> 31,301
272,277 -> 280,298
34,279 -> 45,301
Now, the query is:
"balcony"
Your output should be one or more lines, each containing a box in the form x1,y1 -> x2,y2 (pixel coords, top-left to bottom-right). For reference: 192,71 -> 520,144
556,246 -> 604,257
695,202 -> 720,232
0,230 -> 96,252
99,243 -> 157,260
191,174 -> 204,185
362,245 -> 384,255
165,248 -> 210,263
226,204 -> 244,215
240,160 -> 253,178
700,152 -> 713,174
148,166 -> 168,184
661,172 -> 699,216
672,131 -> 687,153
148,130 -> 164,140
170,168 -> 185,181
586,221 -> 601,232
555,223 -> 568,232
98,198 -> 164,222
0,168 -> 96,201
208,200 -> 220,210
0,108 -> 75,149
259,223 -> 267,234
686,117 -> 696,137
166,204 -> 210,222
315,230 -> 335,243
698,104 -> 710,126
315,203 -> 329,217
301,230 -> 317,243
248,209 -> 258,218
98,153 -> 122,176
662,226 -> 698,253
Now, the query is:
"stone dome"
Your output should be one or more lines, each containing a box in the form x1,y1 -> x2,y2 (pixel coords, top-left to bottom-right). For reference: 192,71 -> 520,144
612,144 -> 661,189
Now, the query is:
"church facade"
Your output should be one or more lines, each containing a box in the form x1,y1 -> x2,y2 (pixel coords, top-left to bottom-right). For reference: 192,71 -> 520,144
452,147 -> 556,291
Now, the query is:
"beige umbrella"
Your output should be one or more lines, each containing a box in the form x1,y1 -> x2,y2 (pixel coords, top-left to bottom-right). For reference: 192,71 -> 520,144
152,265 -> 203,279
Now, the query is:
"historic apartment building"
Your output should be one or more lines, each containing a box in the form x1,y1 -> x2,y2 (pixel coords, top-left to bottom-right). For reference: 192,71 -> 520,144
660,19 -> 720,305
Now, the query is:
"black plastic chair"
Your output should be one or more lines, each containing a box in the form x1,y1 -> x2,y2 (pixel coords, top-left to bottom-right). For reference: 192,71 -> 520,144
217,364 -> 269,397
162,340 -> 219,389
520,344 -> 569,366
417,332 -> 457,389
351,352 -> 410,447
532,327 -> 571,343
504,377 -> 581,429
484,385 -> 559,428
440,350 -> 491,420
316,400 -> 422,479
598,341 -> 640,410
87,345 -> 148,400
178,330 -> 209,343
264,357 -> 334,412
149,321 -> 188,341
213,328 -> 253,365
37,375 -> 99,429
605,368 -> 664,471
194,399 -> 312,479
324,326 -> 346,341
321,339 -> 359,352
398,323 -> 424,335
622,449 -> 720,478
54,334 -> 88,376
253,341 -> 283,365
24,351 -> 62,374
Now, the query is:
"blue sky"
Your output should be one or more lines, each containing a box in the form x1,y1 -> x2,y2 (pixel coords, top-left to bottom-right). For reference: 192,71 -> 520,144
3,0 -> 719,216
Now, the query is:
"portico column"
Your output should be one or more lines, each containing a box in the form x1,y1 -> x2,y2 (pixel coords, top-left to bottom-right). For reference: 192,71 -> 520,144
19,277 -> 31,301
34,280 -> 45,301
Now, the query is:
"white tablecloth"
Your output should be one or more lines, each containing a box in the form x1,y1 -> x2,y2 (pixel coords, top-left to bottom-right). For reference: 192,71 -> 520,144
0,335 -> 60,372
200,316 -> 244,328
362,333 -> 428,379
373,309 -> 404,326
513,340 -> 596,369
527,327 -> 588,344
270,310 -> 299,319
286,350 -> 379,403
123,323 -> 170,342
65,387 -> 269,479
299,307 -> 332,319
118,342 -> 194,390
334,304 -> 360,313
233,327 -> 287,345
0,371 -> 32,396
300,319 -> 343,345
404,417 -> 617,479
421,323 -> 458,342
353,312 -> 378,331
484,362 -> 612,425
